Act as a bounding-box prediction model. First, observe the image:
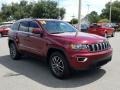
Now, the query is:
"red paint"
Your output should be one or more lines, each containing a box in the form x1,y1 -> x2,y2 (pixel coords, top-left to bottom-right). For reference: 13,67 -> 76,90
88,24 -> 115,37
0,24 -> 11,37
8,19 -> 112,70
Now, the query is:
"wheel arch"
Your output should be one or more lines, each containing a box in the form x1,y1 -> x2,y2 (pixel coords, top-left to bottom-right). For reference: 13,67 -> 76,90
8,39 -> 18,49
46,47 -> 69,65
8,39 -> 14,46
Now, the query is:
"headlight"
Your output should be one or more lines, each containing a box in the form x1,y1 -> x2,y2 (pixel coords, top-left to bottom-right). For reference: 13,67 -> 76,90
70,44 -> 88,50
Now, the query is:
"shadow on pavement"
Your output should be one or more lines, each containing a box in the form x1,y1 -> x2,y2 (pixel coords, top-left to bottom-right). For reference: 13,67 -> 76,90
0,55 -> 106,88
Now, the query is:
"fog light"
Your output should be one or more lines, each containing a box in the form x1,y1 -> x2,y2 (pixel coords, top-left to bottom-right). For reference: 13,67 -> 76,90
77,57 -> 88,62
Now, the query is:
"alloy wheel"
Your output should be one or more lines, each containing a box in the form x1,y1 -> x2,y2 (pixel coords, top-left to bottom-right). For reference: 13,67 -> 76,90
51,56 -> 65,76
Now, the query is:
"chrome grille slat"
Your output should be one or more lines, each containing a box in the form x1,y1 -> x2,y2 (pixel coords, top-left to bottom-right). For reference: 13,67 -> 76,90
96,44 -> 99,51
105,42 -> 107,48
99,43 -> 102,50
102,42 -> 105,50
88,42 -> 110,52
106,42 -> 108,47
92,44 -> 95,52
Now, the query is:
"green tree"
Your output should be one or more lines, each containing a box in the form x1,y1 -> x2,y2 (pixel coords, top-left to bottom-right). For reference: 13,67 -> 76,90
87,11 -> 100,23
1,4 -> 12,20
0,12 -> 4,23
101,0 -> 120,22
0,0 -> 66,21
32,1 -> 65,19
59,8 -> 66,19
0,0 -> 33,20
98,18 -> 109,23
70,18 -> 78,24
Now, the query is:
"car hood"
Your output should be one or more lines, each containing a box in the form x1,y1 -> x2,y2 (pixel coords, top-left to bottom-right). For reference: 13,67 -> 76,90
51,32 -> 106,44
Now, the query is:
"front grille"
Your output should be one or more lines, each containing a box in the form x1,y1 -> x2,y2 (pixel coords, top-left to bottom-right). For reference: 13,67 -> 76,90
87,42 -> 110,52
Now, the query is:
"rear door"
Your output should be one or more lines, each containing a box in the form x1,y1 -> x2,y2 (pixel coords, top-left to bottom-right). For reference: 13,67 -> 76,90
17,21 -> 30,51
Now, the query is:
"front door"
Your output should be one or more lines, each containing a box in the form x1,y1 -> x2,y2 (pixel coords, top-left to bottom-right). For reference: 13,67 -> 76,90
27,21 -> 47,56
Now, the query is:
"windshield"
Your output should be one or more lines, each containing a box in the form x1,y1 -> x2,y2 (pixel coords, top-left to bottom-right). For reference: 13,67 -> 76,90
40,20 -> 77,34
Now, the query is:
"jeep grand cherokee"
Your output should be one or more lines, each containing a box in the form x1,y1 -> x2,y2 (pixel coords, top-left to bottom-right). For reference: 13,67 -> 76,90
8,19 -> 112,79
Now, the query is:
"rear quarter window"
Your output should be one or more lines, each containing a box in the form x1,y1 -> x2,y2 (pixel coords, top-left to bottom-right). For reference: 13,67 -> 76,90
11,22 -> 20,31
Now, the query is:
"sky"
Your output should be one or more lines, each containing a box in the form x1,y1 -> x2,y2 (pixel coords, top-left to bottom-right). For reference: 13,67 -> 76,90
0,0 -> 117,21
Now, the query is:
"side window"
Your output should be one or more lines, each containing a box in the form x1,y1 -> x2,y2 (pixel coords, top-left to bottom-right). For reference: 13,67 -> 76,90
11,22 -> 20,31
19,21 -> 29,32
29,21 -> 39,33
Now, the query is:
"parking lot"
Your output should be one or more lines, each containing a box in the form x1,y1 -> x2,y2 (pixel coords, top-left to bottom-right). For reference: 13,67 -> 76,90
0,32 -> 120,90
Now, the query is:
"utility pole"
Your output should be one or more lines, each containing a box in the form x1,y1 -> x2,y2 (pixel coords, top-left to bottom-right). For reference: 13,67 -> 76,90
87,4 -> 90,14
78,0 -> 82,31
58,0 -> 61,20
109,0 -> 112,23
86,4 -> 90,25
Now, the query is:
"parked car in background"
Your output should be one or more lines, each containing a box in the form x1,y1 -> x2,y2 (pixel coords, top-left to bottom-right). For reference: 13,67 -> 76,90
81,24 -> 89,32
88,24 -> 115,38
104,23 -> 119,31
0,24 -> 12,37
0,21 -> 15,37
8,19 -> 112,79
73,24 -> 89,32
0,20 -> 15,26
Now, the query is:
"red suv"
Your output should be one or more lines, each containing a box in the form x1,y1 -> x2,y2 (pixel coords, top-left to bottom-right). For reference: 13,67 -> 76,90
88,24 -> 115,38
8,19 -> 112,79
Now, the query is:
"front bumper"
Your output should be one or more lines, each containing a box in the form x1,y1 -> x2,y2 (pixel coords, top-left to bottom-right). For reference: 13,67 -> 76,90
89,55 -> 111,69
67,48 -> 112,70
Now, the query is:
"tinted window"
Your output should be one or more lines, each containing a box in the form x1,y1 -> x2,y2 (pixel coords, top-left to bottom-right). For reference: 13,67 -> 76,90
29,21 -> 39,33
12,23 -> 19,31
19,21 -> 29,32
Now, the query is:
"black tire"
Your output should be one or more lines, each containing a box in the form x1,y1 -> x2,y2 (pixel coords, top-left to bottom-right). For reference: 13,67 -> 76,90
111,32 -> 115,37
9,43 -> 21,60
49,52 -> 70,79
104,33 -> 107,38
0,33 -> 2,37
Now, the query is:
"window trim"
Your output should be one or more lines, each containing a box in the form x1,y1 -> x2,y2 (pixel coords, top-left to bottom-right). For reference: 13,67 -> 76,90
12,22 -> 20,31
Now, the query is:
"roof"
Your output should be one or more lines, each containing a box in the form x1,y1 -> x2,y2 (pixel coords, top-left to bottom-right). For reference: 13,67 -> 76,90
16,18 -> 64,22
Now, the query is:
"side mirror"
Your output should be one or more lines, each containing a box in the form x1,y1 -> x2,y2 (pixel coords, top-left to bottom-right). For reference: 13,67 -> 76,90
32,28 -> 43,34
32,28 -> 44,37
